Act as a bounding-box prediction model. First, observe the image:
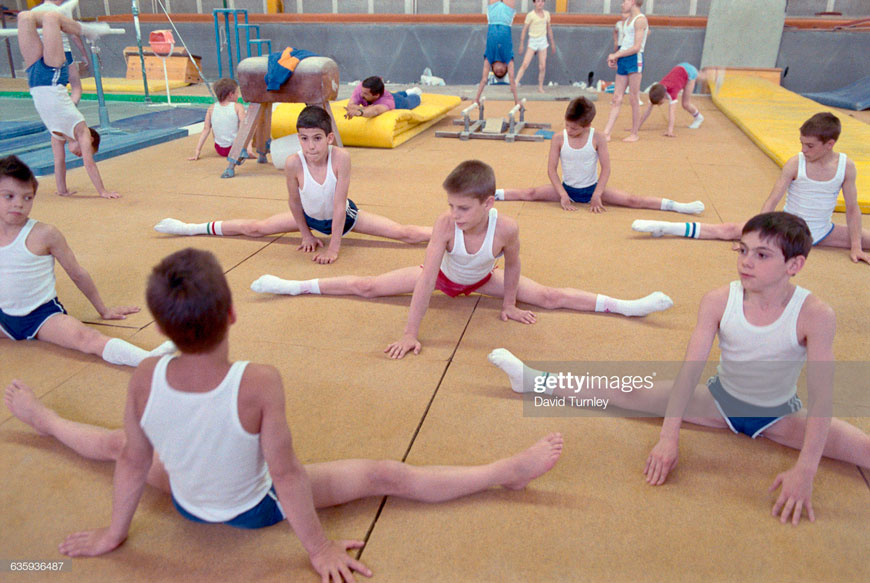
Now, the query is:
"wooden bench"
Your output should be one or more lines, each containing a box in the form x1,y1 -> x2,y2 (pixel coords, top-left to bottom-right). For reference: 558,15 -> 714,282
123,46 -> 202,84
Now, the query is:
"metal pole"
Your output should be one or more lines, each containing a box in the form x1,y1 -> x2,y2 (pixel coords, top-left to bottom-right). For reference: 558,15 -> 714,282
87,40 -> 114,130
1,9 -> 15,79
131,0 -> 152,103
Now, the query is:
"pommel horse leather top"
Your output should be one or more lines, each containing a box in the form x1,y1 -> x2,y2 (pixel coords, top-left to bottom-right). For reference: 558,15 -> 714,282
222,55 -> 341,178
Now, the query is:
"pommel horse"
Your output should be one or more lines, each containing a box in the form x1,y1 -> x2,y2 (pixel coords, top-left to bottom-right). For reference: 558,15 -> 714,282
221,55 -> 340,178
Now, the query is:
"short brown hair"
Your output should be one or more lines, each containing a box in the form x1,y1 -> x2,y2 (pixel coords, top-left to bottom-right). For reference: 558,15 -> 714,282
649,83 -> 667,105
0,155 -> 38,193
88,127 -> 101,153
800,112 -> 840,143
742,212 -> 812,260
442,160 -> 496,202
146,248 -> 232,353
564,96 -> 595,126
296,105 -> 333,135
214,78 -> 239,103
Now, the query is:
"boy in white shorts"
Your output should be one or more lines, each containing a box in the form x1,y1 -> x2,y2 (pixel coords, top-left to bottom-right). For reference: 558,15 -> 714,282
31,1 -> 88,104
515,0 -> 556,93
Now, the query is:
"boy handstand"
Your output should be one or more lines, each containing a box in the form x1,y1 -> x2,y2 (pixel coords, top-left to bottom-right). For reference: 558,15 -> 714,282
637,62 -> 706,137
632,113 -> 870,265
491,212 -> 870,525
473,0 -> 520,106
4,247 -> 564,581
0,156 -> 174,366
252,160 -> 674,359
156,106 -> 431,265
16,8 -> 118,198
495,97 -> 705,213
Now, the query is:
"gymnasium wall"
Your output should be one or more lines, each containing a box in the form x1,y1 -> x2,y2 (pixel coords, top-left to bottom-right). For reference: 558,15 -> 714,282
1,19 -> 867,94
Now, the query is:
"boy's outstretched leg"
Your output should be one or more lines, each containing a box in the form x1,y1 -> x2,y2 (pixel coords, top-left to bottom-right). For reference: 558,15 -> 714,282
477,271 -> 673,317
35,314 -> 176,367
305,433 -> 564,509
602,187 -> 704,215
155,212 -> 298,238
760,415 -> 870,468
353,210 -> 432,244
252,265 -> 422,297
632,219 -> 743,240
496,185 -> 561,203
5,380 -> 171,491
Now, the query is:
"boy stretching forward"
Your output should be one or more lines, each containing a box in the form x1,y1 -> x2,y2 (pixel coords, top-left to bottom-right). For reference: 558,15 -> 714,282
491,212 -> 870,525
632,113 -> 869,265
496,97 -> 705,213
16,8 -> 118,198
637,62 -> 706,137
0,156 -> 174,366
156,106 -> 430,264
252,160 -> 674,359
5,247 -> 564,581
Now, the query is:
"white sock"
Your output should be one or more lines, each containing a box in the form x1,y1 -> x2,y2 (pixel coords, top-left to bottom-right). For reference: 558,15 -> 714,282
487,349 -> 551,394
595,292 -> 674,317
406,86 -> 422,96
101,338 -> 149,367
661,199 -> 705,215
148,340 -> 177,358
689,113 -> 704,129
79,21 -> 111,41
251,275 -> 320,295
154,219 -> 222,236
494,188 -> 505,201
632,220 -> 701,238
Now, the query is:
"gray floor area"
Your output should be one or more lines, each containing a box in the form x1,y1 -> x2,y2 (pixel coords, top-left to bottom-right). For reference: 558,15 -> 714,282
0,95 -> 204,128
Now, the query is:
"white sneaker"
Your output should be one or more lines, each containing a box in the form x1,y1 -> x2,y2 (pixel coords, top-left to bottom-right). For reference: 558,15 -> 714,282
406,86 -> 422,97
689,114 -> 704,129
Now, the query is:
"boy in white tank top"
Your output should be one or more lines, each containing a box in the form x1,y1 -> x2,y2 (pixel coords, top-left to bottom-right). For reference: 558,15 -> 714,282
188,78 -> 255,161
495,97 -> 704,214
491,212 -> 870,525
0,156 -> 175,366
602,0 -> 648,142
251,160 -> 675,359
632,113 -> 870,265
157,105 -> 431,264
5,248 -> 564,579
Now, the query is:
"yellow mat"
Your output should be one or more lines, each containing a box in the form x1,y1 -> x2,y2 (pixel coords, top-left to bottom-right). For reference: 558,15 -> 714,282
78,77 -> 190,93
711,74 -> 869,213
271,93 -> 462,148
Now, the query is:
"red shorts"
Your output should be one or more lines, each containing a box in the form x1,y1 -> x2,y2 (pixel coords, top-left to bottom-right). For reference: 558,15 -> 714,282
214,143 -> 231,157
435,269 -> 493,298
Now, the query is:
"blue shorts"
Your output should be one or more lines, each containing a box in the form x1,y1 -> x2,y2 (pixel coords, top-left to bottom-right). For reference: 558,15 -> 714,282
393,91 -> 421,110
563,182 -> 597,203
0,298 -> 67,341
484,24 -> 513,65
304,198 -> 358,236
812,223 -> 835,246
706,375 -> 802,439
26,57 -> 69,88
172,486 -> 285,529
678,62 -> 698,81
616,53 -> 642,76
65,51 -> 74,66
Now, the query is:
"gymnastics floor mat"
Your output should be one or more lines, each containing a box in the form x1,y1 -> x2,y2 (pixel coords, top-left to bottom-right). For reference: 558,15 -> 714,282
803,76 -> 870,111
271,93 -> 462,149
711,74 -> 870,213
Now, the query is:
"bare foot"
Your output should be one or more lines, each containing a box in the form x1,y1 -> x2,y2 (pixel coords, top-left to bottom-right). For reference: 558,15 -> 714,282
537,87 -> 545,93
4,380 -> 54,435
100,191 -> 121,199
604,133 -> 612,142
622,134 -> 639,142
501,433 -> 564,490
57,190 -> 76,197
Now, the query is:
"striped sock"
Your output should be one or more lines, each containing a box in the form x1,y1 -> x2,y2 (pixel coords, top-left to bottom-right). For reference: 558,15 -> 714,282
154,219 -> 222,236
684,222 -> 701,238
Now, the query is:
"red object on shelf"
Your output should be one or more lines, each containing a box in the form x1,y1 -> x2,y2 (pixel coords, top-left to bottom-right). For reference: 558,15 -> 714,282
148,30 -> 175,57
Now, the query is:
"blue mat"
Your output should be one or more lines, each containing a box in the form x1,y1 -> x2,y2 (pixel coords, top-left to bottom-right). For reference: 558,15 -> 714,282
17,128 -> 189,176
0,130 -> 53,157
0,120 -> 46,140
111,107 -> 207,131
803,76 -> 870,111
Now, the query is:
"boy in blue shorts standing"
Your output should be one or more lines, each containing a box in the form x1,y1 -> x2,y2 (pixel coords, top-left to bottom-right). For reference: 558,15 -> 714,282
496,97 -> 705,214
632,113 -> 869,265
638,62 -> 706,136
252,160 -> 675,359
0,156 -> 174,366
491,212 -> 870,525
473,1 -> 520,106
5,247 -> 564,581
155,106 -> 431,265
602,0 -> 648,142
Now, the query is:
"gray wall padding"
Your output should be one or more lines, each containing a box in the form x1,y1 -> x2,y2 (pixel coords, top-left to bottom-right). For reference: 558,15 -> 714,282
1,21 -> 867,95
701,0 -> 786,69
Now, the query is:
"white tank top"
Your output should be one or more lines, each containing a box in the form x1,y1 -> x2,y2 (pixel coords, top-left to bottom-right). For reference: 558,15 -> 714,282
783,153 -> 845,243
139,356 -> 272,522
0,219 -> 57,316
717,281 -> 810,407
210,102 -> 239,148
440,208 -> 501,285
619,13 -> 649,56
560,128 -> 598,188
298,147 -> 342,220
